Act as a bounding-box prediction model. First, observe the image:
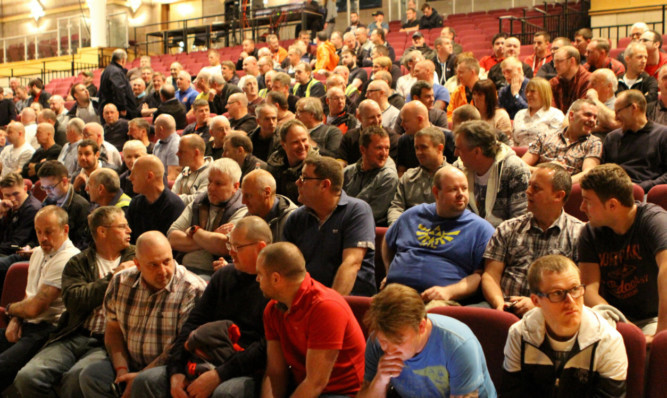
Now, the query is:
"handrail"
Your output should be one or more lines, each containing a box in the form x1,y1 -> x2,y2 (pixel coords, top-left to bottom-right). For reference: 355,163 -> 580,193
591,5 -> 666,41
497,1 -> 588,45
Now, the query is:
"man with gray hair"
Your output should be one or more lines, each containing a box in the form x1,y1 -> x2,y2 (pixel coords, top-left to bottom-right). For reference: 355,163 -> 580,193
175,70 -> 199,113
168,158 -> 248,277
119,139 -> 147,198
206,115 -> 231,160
523,99 -> 601,183
226,93 -> 257,134
58,118 -> 85,178
86,167 -> 131,216
454,120 -> 530,227
586,68 -> 622,138
209,73 -> 242,115
616,42 -> 658,103
365,80 -> 400,132
241,169 -> 296,240
153,113 -> 182,181
295,97 -> 342,156
249,104 -> 280,161
98,48 -> 138,120
127,117 -> 154,154
617,22 -> 649,66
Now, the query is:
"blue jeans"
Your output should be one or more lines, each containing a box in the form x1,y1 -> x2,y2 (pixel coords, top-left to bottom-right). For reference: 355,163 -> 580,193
0,321 -> 55,391
78,355 -> 117,398
131,365 -> 257,398
13,332 -> 105,398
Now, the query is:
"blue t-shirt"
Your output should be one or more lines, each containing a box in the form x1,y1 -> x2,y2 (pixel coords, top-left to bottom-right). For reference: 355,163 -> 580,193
176,86 -> 199,112
282,191 -> 377,295
407,83 -> 451,105
385,204 -> 494,292
365,314 -> 497,397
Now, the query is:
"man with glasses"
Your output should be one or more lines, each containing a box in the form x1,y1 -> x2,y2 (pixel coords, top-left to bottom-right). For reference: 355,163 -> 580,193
550,46 -> 591,112
579,164 -> 667,345
640,30 -> 667,78
617,42 -> 658,103
15,206 -> 136,398
603,89 -> 667,192
537,37 -> 571,81
39,160 -> 91,249
482,163 -> 583,317
131,217 -> 271,398
502,254 -> 627,396
282,155 -> 376,296
617,22 -> 649,66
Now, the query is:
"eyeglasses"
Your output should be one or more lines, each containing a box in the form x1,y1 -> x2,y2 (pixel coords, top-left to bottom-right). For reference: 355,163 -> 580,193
535,284 -> 586,303
41,180 -> 62,191
225,241 -> 257,252
614,103 -> 633,114
298,174 -> 324,183
102,223 -> 130,230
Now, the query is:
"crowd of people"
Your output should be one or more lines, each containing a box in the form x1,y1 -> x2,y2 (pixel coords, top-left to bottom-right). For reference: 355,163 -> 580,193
0,8 -> 665,397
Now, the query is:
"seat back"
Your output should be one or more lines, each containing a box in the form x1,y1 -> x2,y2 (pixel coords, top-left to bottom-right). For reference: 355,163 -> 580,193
374,227 -> 388,290
0,261 -> 30,328
647,184 -> 667,210
646,330 -> 667,398
616,322 -> 646,398
344,296 -> 372,338
32,180 -> 47,202
427,306 -> 519,388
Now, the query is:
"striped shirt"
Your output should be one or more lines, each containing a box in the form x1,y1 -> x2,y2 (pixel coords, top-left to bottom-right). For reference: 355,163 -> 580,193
484,211 -> 584,297
104,264 -> 206,369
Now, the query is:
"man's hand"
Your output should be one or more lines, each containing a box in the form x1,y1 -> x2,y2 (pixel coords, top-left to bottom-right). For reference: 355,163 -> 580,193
28,163 -> 36,176
73,171 -> 88,191
240,51 -> 249,59
421,286 -> 451,302
187,369 -> 221,398
142,103 -> 148,110
212,257 -> 228,272
510,74 -> 523,96
585,88 -> 599,101
373,352 -> 404,386
115,371 -> 138,398
214,223 -> 234,236
506,296 -> 534,316
113,261 -> 135,275
170,373 -> 189,398
0,198 -> 13,215
5,317 -> 22,343
17,246 -> 34,259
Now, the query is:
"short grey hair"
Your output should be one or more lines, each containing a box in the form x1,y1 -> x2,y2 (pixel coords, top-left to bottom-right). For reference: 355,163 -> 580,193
296,97 -> 323,120
590,68 -> 618,92
209,157 -> 242,184
111,49 -> 127,63
255,103 -> 277,119
67,118 -> 85,136
123,140 -> 147,154
624,41 -> 647,59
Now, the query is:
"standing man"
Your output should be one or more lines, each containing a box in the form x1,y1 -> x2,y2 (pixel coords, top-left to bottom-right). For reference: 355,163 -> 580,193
258,242 -> 366,397
98,49 -> 138,121
502,255 -> 627,396
0,206 -> 80,391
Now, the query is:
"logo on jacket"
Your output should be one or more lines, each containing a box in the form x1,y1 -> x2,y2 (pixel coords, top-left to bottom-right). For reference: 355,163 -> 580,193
416,224 -> 460,248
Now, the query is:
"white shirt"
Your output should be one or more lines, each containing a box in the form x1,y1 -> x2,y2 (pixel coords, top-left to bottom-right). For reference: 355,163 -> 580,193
0,142 -> 35,177
25,239 -> 80,325
512,107 -> 565,147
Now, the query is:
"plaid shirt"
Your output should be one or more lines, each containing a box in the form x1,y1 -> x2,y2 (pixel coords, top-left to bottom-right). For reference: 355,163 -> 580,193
529,128 -> 602,175
484,211 -> 584,297
104,264 -> 206,369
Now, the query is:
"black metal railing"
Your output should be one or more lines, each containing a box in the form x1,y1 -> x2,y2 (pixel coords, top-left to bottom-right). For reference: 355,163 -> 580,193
1,58 -> 99,85
498,1 -> 589,44
591,5 -> 666,40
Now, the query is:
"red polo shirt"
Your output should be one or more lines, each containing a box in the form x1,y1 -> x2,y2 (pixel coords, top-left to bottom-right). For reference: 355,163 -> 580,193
264,273 -> 365,395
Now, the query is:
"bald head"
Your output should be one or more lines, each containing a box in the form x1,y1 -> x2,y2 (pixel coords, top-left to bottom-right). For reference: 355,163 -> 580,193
155,114 -> 176,139
21,107 -> 36,124
243,169 -> 277,193
357,99 -> 383,128
83,122 -> 104,145
134,155 -> 165,178
136,230 -> 171,259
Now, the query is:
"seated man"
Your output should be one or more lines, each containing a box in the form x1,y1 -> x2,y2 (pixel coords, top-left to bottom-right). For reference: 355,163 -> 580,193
182,99 -> 211,141
291,62 -> 326,98
14,206 -> 135,398
497,57 -> 529,119
502,255 -> 627,397
78,231 -> 206,397
344,126 -> 398,227
295,97 -> 342,157
579,164 -> 667,343
359,284 -> 496,398
482,163 -> 584,316
0,121 -> 35,178
283,155 -> 376,296
38,160 -> 91,249
249,104 -> 280,162
0,206 -> 80,391
173,134 -> 212,205
86,168 -> 131,214
82,122 -> 122,169
584,38 -> 625,76
118,140 -> 147,198
617,42 -> 658,103
550,46 -> 591,113
647,64 -> 667,125
454,120 -> 529,227
58,118 -> 85,178
586,68 -> 622,139
206,115 -> 230,160
384,166 -> 495,305
388,126 -> 448,226
241,170 -> 297,241
131,217 -> 272,398
602,89 -> 667,192
153,84 -> 188,130
266,119 -> 314,204
258,242 -> 366,397
128,155 -> 185,243
72,139 -> 105,199
168,158 -> 247,277
66,83 -> 100,124
153,114 -> 182,182
0,173 -> 40,259
126,118 -> 154,154
222,133 -> 267,181
226,93 -> 258,134
523,98 -> 602,183
101,104 -> 129,152
21,123 -> 62,182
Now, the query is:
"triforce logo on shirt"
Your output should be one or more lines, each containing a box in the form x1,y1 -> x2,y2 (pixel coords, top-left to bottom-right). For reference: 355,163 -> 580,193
416,224 -> 460,248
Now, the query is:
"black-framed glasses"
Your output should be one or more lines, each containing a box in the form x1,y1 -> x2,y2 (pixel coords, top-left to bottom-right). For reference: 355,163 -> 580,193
102,223 -> 130,230
298,175 -> 324,183
41,180 -> 62,191
535,284 -> 586,303
225,241 -> 257,252
614,103 -> 633,114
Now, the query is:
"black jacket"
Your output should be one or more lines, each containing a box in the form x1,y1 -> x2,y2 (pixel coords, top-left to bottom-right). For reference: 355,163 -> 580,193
229,114 -> 258,134
43,185 -> 91,250
0,98 -> 16,127
616,72 -> 659,103
154,98 -> 188,130
98,61 -> 139,119
209,83 -> 242,115
0,193 -> 40,254
419,9 -> 443,29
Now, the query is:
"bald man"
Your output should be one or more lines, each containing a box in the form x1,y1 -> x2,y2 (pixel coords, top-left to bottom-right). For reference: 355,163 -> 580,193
226,93 -> 258,134
366,80 -> 400,131
102,103 -> 129,152
78,230 -> 205,398
206,115 -> 231,160
127,155 -> 186,243
82,122 -> 123,168
241,169 -> 297,240
384,166 -> 495,304
86,168 -> 131,214
22,122 -> 62,181
0,121 -> 35,177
